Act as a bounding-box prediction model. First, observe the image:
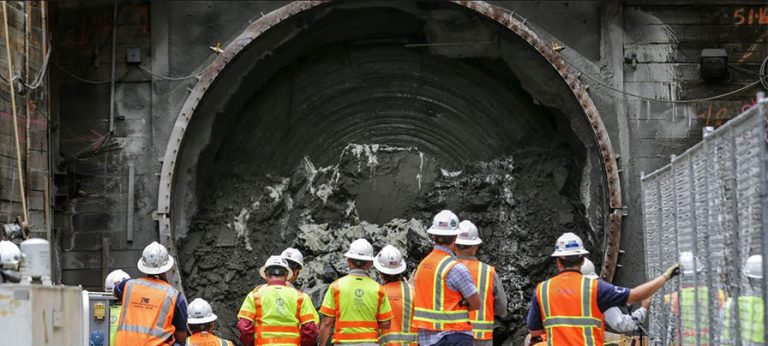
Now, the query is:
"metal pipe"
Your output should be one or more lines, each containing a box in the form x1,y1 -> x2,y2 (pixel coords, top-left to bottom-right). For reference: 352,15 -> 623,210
702,128 -> 716,346
688,158 -> 701,346
756,91 -> 768,346
108,0 -> 117,133
655,179 -> 668,346
3,1 -> 29,224
728,127 -> 743,346
671,155 -> 683,346
127,162 -> 135,242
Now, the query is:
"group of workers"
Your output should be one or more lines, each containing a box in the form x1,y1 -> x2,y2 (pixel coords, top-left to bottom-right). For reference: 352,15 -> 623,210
70,207 -> 763,346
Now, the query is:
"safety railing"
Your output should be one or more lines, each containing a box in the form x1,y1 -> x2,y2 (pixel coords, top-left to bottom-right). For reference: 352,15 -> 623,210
641,93 -> 768,346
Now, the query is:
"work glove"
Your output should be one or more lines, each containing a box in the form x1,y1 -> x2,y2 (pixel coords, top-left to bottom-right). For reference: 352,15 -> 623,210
663,262 -> 681,281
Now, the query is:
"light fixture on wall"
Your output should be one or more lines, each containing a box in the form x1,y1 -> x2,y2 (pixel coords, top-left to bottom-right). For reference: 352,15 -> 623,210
700,48 -> 729,82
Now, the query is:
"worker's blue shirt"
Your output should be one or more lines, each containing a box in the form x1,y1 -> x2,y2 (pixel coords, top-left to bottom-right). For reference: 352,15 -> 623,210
114,277 -> 189,332
526,272 -> 630,330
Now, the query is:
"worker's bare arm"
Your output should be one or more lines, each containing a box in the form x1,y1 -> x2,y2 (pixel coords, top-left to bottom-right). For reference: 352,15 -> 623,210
628,263 -> 680,304
529,329 -> 545,336
318,316 -> 334,346
466,293 -> 481,311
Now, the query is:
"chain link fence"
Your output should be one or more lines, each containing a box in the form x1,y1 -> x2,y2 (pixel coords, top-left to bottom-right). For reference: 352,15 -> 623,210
641,95 -> 768,345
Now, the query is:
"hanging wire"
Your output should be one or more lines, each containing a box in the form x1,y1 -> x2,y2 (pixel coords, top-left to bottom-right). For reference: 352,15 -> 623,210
563,57 -> 763,104
53,62 -> 113,84
136,64 -> 202,81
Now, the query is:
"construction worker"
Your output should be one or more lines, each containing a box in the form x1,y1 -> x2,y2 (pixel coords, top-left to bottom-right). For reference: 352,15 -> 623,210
187,298 -> 234,346
580,259 -> 650,333
666,251 -> 724,345
527,232 -> 680,346
721,254 -> 764,345
454,220 -> 508,345
104,269 -> 131,346
0,240 -> 21,283
374,245 -> 417,346
237,256 -> 318,346
114,241 -> 188,346
281,247 -> 320,324
318,238 -> 393,345
412,210 -> 481,346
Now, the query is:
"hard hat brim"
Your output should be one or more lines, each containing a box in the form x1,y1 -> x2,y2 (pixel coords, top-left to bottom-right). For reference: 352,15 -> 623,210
373,259 -> 406,275
745,273 -> 763,279
455,238 -> 482,246
550,249 -> 589,257
583,273 -> 599,279
426,227 -> 461,236
343,252 -> 375,261
137,255 -> 175,275
259,265 -> 294,281
187,313 -> 217,324
283,257 -> 304,269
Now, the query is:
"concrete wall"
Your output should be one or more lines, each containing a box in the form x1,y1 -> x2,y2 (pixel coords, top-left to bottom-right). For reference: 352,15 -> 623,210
49,0 -> 765,288
0,3 -> 50,248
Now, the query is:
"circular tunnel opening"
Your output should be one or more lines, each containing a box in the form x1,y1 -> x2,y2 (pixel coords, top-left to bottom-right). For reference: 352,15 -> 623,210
172,2 -> 610,343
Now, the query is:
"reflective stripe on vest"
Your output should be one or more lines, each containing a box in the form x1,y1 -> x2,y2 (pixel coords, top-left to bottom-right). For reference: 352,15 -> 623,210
412,249 -> 471,331
722,295 -> 765,344
187,331 -> 233,346
537,272 -> 604,346
380,280 -> 417,346
253,285 -> 304,346
109,304 -> 121,346
115,277 -> 178,346
328,275 -> 385,343
459,258 -> 495,340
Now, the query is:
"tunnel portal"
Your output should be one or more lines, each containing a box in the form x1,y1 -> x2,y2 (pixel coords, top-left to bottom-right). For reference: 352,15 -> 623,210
164,1 -> 617,342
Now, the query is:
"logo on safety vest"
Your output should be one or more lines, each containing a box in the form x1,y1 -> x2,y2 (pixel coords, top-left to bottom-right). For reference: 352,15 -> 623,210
141,297 -> 150,304
355,289 -> 364,298
276,298 -> 285,307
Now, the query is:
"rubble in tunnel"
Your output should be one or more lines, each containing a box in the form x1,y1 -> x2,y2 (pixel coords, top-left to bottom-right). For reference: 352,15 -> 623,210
179,142 -> 597,343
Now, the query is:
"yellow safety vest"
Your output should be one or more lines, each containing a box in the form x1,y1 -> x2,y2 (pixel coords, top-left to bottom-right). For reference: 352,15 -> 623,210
320,274 -> 393,344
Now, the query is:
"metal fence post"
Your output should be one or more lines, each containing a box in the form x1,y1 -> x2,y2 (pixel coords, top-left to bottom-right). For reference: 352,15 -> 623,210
729,127 -> 743,346
756,92 -> 768,346
672,155 -> 683,346
656,178 -> 668,345
688,157 -> 701,346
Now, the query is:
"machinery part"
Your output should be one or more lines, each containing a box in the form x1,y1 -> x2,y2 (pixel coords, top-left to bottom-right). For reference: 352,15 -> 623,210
0,240 -> 21,271
19,238 -> 50,284
156,1 -> 625,291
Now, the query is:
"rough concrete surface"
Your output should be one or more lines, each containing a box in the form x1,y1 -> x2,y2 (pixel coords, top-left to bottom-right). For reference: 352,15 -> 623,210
179,142 -> 594,343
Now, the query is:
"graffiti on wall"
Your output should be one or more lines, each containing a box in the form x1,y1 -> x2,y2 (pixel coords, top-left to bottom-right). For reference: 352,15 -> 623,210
733,7 -> 768,25
695,99 -> 758,127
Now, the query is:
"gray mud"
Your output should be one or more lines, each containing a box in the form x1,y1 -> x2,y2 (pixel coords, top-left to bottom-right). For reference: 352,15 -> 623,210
179,143 -> 596,344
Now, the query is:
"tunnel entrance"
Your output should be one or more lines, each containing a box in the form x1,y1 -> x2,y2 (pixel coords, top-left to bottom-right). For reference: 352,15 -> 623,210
161,1 -> 620,343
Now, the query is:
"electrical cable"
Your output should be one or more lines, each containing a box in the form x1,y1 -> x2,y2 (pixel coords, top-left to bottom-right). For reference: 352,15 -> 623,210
563,57 -> 762,104
136,64 -> 202,81
53,62 -> 113,84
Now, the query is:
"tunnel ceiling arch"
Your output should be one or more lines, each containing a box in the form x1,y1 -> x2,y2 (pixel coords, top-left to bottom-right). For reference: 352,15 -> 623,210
157,0 -> 624,288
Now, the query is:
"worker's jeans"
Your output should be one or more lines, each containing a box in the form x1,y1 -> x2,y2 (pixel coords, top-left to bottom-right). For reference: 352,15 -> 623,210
434,333 -> 474,346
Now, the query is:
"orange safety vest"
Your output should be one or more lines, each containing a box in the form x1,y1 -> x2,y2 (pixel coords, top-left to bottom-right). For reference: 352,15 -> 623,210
380,279 -> 417,346
250,285 -> 310,345
535,271 -> 605,346
187,331 -> 234,346
114,277 -> 179,346
412,248 -> 472,331
458,258 -> 495,340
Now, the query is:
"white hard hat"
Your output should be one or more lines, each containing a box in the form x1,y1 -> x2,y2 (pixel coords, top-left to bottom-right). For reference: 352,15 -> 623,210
551,232 -> 589,257
374,245 -> 406,275
580,258 -> 599,279
137,241 -> 175,275
427,210 -> 461,236
344,238 -> 375,261
455,220 -> 482,246
187,298 -> 217,324
679,251 -> 702,276
104,269 -> 131,292
744,255 -> 763,279
0,240 -> 21,270
281,247 -> 304,268
260,255 -> 293,280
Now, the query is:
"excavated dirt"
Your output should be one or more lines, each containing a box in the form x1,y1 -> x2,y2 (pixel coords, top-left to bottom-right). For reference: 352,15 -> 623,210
179,143 -> 596,344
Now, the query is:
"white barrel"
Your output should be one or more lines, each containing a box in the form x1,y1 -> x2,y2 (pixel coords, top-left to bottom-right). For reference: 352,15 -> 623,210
20,238 -> 51,280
